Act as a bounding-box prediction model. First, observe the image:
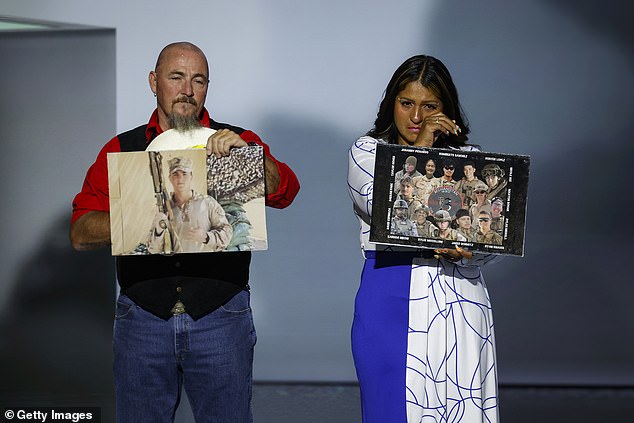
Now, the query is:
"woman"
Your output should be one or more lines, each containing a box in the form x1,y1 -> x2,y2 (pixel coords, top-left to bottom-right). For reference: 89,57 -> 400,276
412,158 -> 439,206
347,55 -> 500,422
469,180 -> 492,223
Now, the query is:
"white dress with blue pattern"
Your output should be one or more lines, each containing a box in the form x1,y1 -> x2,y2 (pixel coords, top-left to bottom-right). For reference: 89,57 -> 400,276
348,136 -> 500,423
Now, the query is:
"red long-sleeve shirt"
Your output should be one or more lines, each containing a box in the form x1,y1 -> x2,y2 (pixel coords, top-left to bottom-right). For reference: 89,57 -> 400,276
72,109 -> 299,223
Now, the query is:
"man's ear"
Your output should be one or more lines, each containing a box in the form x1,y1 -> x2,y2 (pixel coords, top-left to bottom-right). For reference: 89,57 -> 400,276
149,71 -> 157,96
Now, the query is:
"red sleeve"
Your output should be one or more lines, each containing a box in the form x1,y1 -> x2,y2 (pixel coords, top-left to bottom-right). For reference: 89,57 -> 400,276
239,130 -> 300,209
71,136 -> 121,223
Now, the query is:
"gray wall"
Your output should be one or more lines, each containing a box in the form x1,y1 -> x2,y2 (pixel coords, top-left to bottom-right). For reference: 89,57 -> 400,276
0,28 -> 116,398
1,0 -> 632,401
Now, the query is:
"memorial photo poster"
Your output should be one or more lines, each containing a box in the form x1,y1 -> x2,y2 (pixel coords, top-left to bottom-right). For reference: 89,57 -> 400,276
370,143 -> 530,256
108,146 -> 267,256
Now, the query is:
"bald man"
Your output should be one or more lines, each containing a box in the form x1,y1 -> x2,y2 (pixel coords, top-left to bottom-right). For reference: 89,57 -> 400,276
70,42 -> 300,423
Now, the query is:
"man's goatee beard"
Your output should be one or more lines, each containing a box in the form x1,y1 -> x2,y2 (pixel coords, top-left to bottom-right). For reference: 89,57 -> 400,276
168,112 -> 202,133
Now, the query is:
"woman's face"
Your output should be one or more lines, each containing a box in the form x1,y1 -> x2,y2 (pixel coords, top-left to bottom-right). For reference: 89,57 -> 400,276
393,82 -> 443,145
425,160 -> 435,177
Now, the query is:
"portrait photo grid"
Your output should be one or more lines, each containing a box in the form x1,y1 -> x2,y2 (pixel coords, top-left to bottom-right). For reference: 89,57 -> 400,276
370,143 -> 530,256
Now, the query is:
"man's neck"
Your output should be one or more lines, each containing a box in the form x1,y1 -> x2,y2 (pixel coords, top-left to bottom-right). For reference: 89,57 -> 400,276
173,190 -> 193,206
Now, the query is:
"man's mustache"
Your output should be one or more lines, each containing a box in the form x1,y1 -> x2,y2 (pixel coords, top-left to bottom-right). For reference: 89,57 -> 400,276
173,96 -> 197,106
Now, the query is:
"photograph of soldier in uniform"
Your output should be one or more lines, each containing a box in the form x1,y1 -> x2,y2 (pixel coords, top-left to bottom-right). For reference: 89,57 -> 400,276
436,159 -> 457,187
412,158 -> 440,206
413,204 -> 438,238
430,210 -> 466,241
147,156 -> 233,254
475,210 -> 503,245
396,176 -> 423,220
390,198 -> 418,237
454,161 -> 480,208
490,196 -> 505,237
481,163 -> 508,201
394,155 -> 422,196
469,180 -> 492,223
454,208 -> 477,242
108,147 -> 267,256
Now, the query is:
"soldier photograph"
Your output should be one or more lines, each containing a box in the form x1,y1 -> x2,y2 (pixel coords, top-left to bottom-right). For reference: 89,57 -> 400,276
490,196 -> 506,237
390,198 -> 418,237
436,158 -> 457,187
413,204 -> 438,238
454,208 -> 477,242
394,155 -> 422,196
454,161 -> 480,208
481,163 -> 508,201
148,156 -> 233,254
475,210 -> 503,245
469,180 -> 492,223
396,176 -> 424,220
430,210 -> 467,242
370,142 -> 529,255
412,158 -> 440,206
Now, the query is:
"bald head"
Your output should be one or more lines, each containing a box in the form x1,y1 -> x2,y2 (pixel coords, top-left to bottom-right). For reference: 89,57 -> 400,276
155,42 -> 209,75
149,42 -> 210,131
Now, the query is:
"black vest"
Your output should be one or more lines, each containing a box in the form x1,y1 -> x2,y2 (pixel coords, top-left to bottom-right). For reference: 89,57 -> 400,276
116,122 -> 251,320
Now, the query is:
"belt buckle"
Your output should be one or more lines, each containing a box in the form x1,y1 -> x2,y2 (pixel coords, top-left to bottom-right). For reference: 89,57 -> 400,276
171,300 -> 186,315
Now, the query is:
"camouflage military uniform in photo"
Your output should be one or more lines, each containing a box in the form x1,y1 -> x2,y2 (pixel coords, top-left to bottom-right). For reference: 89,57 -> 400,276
486,181 -> 507,201
394,156 -> 423,196
390,216 -> 419,237
412,175 -> 440,206
394,169 -> 423,196
475,230 -> 503,245
454,177 -> 481,208
481,164 -> 508,201
456,226 -> 478,242
469,201 -> 491,223
391,199 -> 418,237
431,227 -> 467,242
415,220 -> 438,238
400,196 -> 424,221
490,215 -> 505,237
430,210 -> 466,242
435,177 -> 456,188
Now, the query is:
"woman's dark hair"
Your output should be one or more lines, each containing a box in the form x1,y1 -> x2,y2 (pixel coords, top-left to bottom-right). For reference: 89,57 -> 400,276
367,55 -> 470,148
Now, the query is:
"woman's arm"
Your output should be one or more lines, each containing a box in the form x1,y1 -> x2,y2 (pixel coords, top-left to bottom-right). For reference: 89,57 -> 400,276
347,136 -> 377,224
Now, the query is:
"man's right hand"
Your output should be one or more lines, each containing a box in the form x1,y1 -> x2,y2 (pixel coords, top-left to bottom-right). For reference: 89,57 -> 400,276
206,129 -> 248,158
152,212 -> 169,234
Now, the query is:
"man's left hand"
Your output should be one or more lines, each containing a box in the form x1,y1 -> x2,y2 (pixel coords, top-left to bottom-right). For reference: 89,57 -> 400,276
206,129 -> 248,157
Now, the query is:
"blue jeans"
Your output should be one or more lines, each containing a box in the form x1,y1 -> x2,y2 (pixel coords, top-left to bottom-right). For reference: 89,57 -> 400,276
113,290 -> 256,423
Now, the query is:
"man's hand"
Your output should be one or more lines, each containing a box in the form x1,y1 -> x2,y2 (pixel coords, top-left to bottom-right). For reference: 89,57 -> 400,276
206,129 -> 248,158
152,212 -> 169,235
434,245 -> 472,262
